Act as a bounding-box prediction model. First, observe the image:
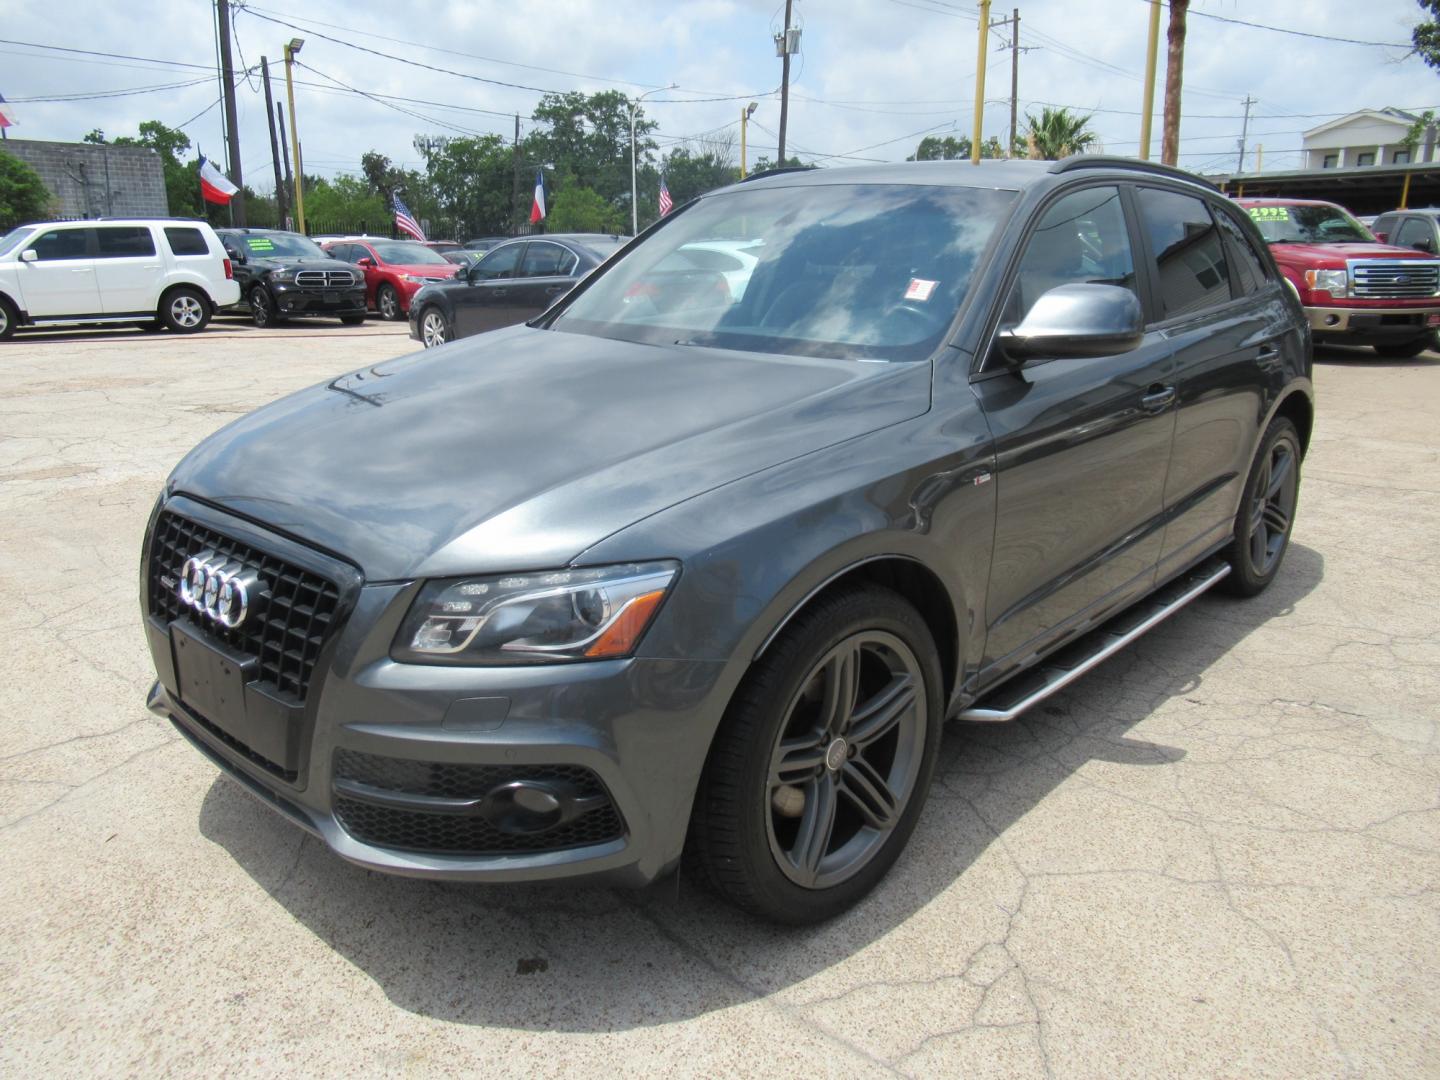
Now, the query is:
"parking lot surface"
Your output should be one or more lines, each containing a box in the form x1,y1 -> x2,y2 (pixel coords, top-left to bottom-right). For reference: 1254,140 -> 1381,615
1,319 -> 1437,1077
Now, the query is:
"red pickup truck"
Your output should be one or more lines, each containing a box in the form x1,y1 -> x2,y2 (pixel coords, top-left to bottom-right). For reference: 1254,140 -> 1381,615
1236,197 -> 1440,358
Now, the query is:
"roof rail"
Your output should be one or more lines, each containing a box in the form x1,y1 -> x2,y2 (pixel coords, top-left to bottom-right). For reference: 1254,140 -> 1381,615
1048,154 -> 1220,192
739,166 -> 817,184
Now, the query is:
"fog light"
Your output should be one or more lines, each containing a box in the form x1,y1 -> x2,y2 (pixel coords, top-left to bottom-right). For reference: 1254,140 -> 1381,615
481,781 -> 564,834
1324,314 -> 1340,326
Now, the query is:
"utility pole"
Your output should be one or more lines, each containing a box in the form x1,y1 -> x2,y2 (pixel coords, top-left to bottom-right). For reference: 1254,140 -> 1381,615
261,57 -> 286,229
1161,0 -> 1188,167
988,9 -> 1022,156
215,0 -> 245,225
283,38 -> 305,234
972,0 -> 992,165
511,113 -> 520,231
776,0 -> 797,165
275,104 -> 293,230
1139,0 -> 1162,160
1236,95 -> 1255,174
741,102 -> 758,177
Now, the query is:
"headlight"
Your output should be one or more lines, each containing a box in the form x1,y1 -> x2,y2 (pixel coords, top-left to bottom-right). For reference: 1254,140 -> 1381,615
392,561 -> 679,665
270,267 -> 297,283
1303,268 -> 1347,298
402,274 -> 427,284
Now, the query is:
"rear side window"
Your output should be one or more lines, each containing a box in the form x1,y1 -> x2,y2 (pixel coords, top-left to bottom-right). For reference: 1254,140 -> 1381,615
1214,210 -> 1271,296
519,242 -> 576,278
30,229 -> 91,261
165,227 -> 210,256
1006,185 -> 1137,323
95,226 -> 157,258
1137,188 -> 1230,318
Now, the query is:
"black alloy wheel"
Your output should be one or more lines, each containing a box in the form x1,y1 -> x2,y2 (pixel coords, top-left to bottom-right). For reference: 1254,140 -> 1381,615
1223,417 -> 1300,596
249,286 -> 278,329
690,585 -> 942,924
377,284 -> 402,321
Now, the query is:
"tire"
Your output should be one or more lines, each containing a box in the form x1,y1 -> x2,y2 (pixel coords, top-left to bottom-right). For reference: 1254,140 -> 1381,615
160,287 -> 210,334
0,296 -> 17,341
1373,334 -> 1433,359
689,585 -> 944,924
1221,417 -> 1301,597
249,286 -> 280,329
340,314 -> 365,326
377,284 -> 402,321
419,306 -> 450,347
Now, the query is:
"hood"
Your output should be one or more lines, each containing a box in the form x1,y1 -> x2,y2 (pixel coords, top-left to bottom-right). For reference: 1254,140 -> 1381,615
167,326 -> 931,581
247,256 -> 351,273
392,263 -> 458,278
1267,241 -> 1438,265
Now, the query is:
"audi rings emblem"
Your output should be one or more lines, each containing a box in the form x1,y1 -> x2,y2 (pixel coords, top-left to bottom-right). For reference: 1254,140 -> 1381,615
178,555 -> 259,629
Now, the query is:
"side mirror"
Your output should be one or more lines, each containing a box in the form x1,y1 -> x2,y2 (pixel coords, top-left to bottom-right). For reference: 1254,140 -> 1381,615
19,249 -> 37,263
1373,231 -> 1390,243
1413,237 -> 1435,253
225,247 -> 246,265
999,283 -> 1144,363
357,257 -> 375,268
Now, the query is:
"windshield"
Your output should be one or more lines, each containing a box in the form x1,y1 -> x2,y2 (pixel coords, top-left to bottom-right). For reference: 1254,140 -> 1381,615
1245,204 -> 1374,244
553,183 -> 1016,361
370,240 -> 450,265
230,232 -> 326,258
0,226 -> 37,258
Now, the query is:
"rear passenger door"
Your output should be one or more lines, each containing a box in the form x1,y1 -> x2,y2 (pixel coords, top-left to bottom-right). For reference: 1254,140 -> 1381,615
93,225 -> 163,314
973,184 -> 1177,676
512,241 -> 579,318
1135,187 -> 1295,581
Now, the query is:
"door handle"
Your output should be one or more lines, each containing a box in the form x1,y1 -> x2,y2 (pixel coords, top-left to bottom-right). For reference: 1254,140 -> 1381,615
1140,385 -> 1177,412
491,288 -> 507,297
71,267 -> 95,273
545,285 -> 566,295
1256,343 -> 1283,369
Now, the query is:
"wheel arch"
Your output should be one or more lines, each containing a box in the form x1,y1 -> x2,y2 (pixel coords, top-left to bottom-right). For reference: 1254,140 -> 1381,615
158,279 -> 213,313
753,554 -> 961,707
1272,386 -> 1314,457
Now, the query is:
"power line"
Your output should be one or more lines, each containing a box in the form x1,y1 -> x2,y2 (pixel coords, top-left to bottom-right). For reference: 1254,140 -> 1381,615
0,37 -> 215,71
1178,4 -> 1411,49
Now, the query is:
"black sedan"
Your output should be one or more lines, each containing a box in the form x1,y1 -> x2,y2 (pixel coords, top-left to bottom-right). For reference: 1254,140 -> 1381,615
409,234 -> 627,347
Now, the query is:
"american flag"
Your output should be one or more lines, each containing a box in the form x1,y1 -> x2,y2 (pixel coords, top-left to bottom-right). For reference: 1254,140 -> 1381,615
658,175 -> 673,217
393,196 -> 426,242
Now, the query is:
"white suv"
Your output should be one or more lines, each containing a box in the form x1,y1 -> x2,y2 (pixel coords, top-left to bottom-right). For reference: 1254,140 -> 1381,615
0,219 -> 241,339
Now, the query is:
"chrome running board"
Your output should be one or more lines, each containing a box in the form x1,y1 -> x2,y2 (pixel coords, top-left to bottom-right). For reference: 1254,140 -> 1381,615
957,558 -> 1231,723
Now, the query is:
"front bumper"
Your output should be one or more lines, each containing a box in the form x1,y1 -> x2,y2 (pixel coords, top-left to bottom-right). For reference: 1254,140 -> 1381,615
142,497 -> 729,887
270,285 -> 367,318
1304,303 -> 1440,343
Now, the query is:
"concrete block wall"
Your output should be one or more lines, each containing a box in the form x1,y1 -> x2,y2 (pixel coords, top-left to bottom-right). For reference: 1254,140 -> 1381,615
1,138 -> 169,219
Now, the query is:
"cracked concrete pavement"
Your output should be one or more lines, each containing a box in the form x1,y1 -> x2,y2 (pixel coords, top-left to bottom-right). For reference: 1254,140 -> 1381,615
1,318 -> 1436,1077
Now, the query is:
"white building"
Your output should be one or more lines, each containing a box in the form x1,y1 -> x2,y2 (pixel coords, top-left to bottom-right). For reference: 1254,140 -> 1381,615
1301,108 -> 1428,170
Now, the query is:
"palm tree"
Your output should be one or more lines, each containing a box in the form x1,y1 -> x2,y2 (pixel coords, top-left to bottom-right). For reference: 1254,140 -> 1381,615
1022,107 -> 1099,160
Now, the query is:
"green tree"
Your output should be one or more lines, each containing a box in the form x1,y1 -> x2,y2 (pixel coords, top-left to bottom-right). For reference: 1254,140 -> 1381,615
659,145 -> 739,205
1021,107 -> 1098,160
82,129 -> 106,145
1414,0 -> 1440,70
112,120 -> 205,217
415,135 -> 514,236
1403,109 -> 1436,153
749,155 -> 811,172
303,174 -> 388,229
906,134 -> 1007,161
547,184 -> 624,232
524,91 -> 656,223
0,150 -> 54,223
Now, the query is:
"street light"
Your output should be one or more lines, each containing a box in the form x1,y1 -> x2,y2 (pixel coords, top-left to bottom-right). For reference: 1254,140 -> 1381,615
631,83 -> 677,236
283,37 -> 305,234
741,102 -> 758,178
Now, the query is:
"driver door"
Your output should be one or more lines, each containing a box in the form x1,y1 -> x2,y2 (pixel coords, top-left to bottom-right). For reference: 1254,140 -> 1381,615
972,184 -> 1178,679
453,242 -> 524,336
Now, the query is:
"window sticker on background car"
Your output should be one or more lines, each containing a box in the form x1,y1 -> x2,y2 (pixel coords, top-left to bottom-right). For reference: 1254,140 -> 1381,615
1246,206 -> 1288,221
247,238 -> 276,251
905,278 -> 939,301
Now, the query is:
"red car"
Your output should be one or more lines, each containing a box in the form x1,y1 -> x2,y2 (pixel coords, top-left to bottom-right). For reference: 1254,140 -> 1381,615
320,237 -> 459,320
1235,197 -> 1440,358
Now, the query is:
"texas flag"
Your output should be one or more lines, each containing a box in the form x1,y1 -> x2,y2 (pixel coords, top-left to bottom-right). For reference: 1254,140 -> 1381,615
198,155 -> 238,205
0,93 -> 16,129
530,169 -> 546,223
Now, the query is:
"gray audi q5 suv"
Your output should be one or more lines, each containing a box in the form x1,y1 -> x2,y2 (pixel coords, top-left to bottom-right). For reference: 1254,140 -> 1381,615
142,157 -> 1312,923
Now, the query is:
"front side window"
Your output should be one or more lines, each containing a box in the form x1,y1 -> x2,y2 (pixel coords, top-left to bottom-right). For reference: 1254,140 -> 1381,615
1244,203 -> 1372,244
554,182 -> 1016,362
95,226 -> 157,258
1138,188 -> 1230,318
1005,185 -> 1136,325
29,229 -> 91,261
165,227 -> 210,256
0,226 -> 38,258
474,244 -> 522,280
1393,217 -> 1433,249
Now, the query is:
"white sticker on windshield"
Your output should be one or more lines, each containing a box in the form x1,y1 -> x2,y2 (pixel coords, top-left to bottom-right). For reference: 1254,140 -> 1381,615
905,278 -> 938,301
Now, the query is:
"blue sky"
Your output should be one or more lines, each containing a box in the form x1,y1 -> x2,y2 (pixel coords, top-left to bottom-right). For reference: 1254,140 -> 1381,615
1,0 -> 1436,186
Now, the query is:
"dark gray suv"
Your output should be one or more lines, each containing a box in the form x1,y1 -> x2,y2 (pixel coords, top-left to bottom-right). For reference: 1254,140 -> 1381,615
141,157 -> 1312,924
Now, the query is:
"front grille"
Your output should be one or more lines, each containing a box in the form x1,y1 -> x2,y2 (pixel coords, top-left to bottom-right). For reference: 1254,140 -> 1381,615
1351,259 -> 1440,299
332,750 -> 625,855
148,511 -> 341,703
294,269 -> 357,288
